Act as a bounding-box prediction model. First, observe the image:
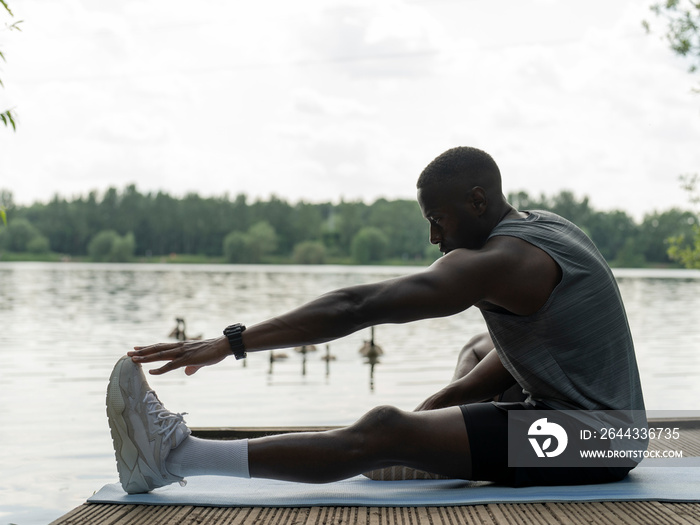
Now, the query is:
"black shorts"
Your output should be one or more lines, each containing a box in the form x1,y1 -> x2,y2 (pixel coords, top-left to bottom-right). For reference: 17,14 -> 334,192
460,401 -> 635,487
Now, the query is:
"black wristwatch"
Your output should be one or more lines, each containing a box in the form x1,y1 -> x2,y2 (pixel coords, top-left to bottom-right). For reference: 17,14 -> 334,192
223,323 -> 247,360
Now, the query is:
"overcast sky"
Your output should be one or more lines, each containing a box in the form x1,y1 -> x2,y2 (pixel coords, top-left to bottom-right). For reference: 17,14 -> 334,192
1,0 -> 699,221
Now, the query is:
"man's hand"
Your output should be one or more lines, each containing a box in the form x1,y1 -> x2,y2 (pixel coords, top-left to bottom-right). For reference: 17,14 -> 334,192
415,348 -> 517,411
415,386 -> 461,411
128,336 -> 231,375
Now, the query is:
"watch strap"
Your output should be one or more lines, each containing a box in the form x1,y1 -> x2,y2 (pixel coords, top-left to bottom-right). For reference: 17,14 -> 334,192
223,323 -> 247,360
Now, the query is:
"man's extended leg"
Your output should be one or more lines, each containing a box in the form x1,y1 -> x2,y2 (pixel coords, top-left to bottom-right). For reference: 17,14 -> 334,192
107,355 -> 472,492
247,405 -> 471,483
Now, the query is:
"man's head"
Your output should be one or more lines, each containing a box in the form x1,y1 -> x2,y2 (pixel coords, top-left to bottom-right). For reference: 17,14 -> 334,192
416,146 -> 503,194
416,147 -> 509,253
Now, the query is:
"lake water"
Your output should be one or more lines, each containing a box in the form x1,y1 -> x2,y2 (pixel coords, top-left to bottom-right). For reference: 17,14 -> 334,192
1,262 -> 699,524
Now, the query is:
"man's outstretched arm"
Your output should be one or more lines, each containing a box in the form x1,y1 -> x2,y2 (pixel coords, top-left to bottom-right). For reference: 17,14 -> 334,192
130,249 -> 494,375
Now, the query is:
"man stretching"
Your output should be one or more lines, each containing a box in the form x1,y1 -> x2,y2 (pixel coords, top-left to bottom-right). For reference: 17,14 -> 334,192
107,146 -> 645,493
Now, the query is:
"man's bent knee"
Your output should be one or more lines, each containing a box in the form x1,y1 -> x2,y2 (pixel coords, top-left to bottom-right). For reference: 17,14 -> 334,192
463,332 -> 492,353
349,405 -> 410,459
457,333 -> 493,364
354,405 -> 406,432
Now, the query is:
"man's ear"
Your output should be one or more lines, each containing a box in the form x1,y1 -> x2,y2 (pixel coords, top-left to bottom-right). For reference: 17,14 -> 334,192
470,186 -> 488,216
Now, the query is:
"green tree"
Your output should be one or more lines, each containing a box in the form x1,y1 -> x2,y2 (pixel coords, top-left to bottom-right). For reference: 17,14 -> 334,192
644,3 -> 700,266
223,231 -> 250,263
367,199 -> 428,260
26,234 -> 50,254
150,191 -> 181,255
0,2 -> 18,227
247,221 -> 277,262
666,174 -> 700,268
336,200 -> 368,257
248,196 -> 293,254
88,230 -> 135,262
644,0 -> 700,89
0,188 -> 13,226
587,210 -> 638,262
89,230 -> 119,261
291,201 -> 325,249
223,221 -> 278,264
292,240 -> 326,264
111,232 -> 135,262
668,226 -> 700,268
351,227 -> 388,264
1,1 -> 21,130
0,218 -> 43,252
611,238 -> 647,268
639,207 -> 697,263
26,194 -> 90,255
547,191 -> 594,227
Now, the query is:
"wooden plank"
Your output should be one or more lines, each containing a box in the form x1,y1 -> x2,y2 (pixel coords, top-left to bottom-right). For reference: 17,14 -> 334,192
472,505 -> 502,525
394,507 -> 423,525
445,505 -> 495,525
664,503 -> 700,525
307,505 -> 337,525
51,418 -> 700,525
547,502 -> 625,525
52,503 -> 700,525
599,501 -> 692,525
486,503 -> 549,525
414,506 -> 437,525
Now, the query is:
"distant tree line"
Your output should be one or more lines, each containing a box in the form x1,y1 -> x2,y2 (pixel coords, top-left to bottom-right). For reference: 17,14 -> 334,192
0,185 -> 697,267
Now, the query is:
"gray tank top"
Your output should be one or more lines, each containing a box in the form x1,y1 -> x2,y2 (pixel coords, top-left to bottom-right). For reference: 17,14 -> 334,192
482,210 -> 645,412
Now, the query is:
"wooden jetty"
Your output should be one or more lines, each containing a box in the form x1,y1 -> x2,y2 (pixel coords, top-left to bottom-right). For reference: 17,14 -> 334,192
50,418 -> 700,525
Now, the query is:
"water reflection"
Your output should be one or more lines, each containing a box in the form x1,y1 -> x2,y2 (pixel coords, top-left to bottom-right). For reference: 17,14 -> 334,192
323,344 -> 336,376
265,330 -> 382,392
295,344 -> 316,376
168,317 -> 204,341
359,327 -> 384,391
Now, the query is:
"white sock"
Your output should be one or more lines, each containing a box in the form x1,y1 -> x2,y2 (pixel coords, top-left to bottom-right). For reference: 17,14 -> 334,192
166,436 -> 250,478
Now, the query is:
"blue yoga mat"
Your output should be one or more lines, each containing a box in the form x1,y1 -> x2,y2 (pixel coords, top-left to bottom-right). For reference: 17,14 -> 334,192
88,459 -> 700,507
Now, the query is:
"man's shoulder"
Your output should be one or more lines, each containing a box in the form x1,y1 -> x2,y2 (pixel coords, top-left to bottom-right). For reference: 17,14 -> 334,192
438,238 -> 562,316
482,233 -> 547,257
489,210 -> 590,250
439,236 -> 553,277
492,210 -> 568,231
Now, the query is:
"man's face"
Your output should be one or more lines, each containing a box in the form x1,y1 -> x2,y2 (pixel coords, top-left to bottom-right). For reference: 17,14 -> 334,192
417,184 -> 483,254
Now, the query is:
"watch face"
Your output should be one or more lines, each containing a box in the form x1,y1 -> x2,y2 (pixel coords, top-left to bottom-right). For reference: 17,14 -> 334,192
225,324 -> 245,336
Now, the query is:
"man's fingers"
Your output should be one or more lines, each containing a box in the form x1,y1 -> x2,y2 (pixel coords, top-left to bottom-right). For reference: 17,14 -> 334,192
127,337 -> 220,375
132,343 -> 177,352
129,342 -> 184,360
148,359 -> 183,375
149,364 -> 169,375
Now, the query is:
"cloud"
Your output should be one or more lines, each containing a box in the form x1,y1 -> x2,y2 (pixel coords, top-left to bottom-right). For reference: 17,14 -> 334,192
293,88 -> 375,118
295,0 -> 443,78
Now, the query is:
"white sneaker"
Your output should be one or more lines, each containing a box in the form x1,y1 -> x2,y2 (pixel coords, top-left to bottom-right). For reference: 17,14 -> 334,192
106,355 -> 191,494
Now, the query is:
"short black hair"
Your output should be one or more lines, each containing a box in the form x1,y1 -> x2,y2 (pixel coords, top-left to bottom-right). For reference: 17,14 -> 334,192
416,146 -> 502,191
